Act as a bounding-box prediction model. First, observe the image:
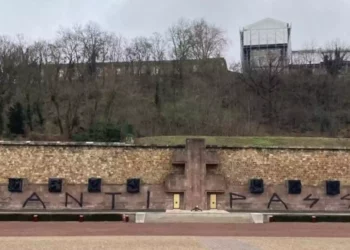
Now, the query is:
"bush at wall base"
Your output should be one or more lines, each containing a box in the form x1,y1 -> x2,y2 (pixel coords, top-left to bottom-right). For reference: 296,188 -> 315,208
0,214 -> 124,221
272,215 -> 350,223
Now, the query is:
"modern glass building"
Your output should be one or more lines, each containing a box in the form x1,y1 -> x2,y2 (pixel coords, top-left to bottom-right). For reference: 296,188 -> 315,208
240,18 -> 292,71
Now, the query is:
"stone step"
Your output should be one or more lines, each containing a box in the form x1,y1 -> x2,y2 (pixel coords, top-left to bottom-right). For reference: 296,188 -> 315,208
138,212 -> 264,223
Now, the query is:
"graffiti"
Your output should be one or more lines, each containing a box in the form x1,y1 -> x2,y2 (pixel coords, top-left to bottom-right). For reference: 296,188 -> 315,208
267,193 -> 288,210
146,190 -> 150,209
105,193 -> 121,210
229,192 -> 289,210
227,191 -> 350,211
341,194 -> 350,208
22,192 -> 46,209
303,194 -> 319,208
65,192 -> 84,208
17,191 -> 150,210
6,188 -> 350,211
229,193 -> 246,209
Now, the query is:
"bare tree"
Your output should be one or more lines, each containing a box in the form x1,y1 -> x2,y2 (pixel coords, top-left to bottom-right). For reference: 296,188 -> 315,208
319,40 -> 350,76
74,22 -> 107,76
43,37 -> 84,138
168,18 -> 194,79
14,41 -> 47,132
56,27 -> 82,81
240,53 -> 288,133
190,18 -> 227,59
168,18 -> 193,61
46,41 -> 64,135
148,33 -> 168,113
0,36 -> 28,134
107,34 -> 125,62
290,41 -> 320,76
29,41 -> 48,130
125,36 -> 152,75
2,18 -> 350,141
68,23 -> 117,127
150,32 -> 167,62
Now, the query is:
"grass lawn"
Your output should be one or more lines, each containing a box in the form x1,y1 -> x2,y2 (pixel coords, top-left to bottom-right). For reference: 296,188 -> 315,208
135,136 -> 350,148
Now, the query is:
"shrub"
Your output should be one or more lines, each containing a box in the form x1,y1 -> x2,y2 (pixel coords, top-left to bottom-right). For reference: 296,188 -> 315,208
72,122 -> 121,142
7,102 -> 25,135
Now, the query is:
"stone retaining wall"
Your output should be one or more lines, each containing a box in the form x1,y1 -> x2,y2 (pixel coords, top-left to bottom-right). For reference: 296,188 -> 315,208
0,141 -> 349,186
0,143 -> 174,184
218,149 -> 350,186
0,140 -> 349,211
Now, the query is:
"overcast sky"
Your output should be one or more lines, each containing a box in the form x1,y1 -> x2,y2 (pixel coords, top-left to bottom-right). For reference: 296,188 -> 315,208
0,0 -> 349,64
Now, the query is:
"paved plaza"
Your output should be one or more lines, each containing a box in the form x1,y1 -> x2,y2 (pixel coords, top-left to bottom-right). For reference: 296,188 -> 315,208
0,236 -> 349,250
0,222 -> 349,250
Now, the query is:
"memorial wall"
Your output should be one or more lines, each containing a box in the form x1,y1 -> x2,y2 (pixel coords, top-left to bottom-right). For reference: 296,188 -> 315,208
0,139 -> 349,212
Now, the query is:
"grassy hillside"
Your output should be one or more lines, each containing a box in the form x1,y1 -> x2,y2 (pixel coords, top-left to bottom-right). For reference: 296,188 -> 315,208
135,136 -> 350,148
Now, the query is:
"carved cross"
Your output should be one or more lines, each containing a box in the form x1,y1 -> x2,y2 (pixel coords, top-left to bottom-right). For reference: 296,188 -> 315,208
165,138 -> 225,210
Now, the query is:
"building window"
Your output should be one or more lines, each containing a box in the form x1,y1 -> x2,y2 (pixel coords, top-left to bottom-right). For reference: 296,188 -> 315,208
153,66 -> 160,75
58,69 -> 64,79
